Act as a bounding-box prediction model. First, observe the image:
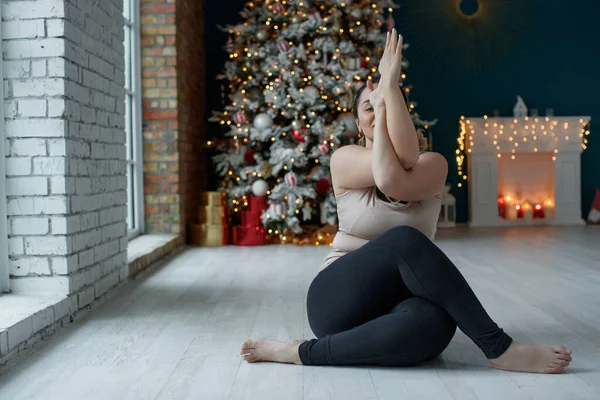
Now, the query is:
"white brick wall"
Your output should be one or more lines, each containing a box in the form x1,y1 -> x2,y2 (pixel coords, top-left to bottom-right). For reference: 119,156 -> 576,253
3,0 -> 127,303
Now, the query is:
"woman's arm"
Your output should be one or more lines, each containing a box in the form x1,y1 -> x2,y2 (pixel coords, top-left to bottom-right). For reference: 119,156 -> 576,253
382,83 -> 420,170
330,84 -> 405,196
371,101 -> 445,201
330,145 -> 375,195
330,132 -> 446,202
377,29 -> 421,170
371,105 -> 406,190
378,152 -> 448,202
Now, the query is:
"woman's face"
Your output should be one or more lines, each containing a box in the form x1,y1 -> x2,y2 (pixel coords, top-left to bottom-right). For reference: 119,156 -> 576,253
355,83 -> 378,144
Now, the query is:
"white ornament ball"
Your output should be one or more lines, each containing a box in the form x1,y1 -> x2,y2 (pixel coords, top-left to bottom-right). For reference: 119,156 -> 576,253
337,112 -> 359,135
291,119 -> 303,130
251,179 -> 269,197
303,86 -> 319,98
253,113 -> 273,130
256,29 -> 268,41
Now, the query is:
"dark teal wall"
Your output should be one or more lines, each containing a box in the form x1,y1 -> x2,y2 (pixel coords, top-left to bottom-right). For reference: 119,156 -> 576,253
392,0 -> 599,222
205,0 -> 599,222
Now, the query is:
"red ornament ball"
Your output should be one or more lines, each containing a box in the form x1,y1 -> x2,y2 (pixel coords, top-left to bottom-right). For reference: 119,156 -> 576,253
292,130 -> 305,142
244,149 -> 257,165
315,178 -> 331,195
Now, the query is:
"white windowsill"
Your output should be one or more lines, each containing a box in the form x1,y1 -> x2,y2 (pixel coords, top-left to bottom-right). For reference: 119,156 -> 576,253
127,233 -> 178,264
0,233 -> 180,364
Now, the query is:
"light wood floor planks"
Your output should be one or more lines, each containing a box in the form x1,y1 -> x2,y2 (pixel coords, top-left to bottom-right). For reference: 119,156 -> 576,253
0,226 -> 599,399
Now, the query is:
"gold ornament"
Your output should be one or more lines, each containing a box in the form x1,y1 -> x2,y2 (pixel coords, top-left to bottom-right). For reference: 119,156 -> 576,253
260,161 -> 274,178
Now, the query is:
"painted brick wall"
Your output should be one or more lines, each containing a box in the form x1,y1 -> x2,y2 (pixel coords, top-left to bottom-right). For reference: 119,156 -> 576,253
141,0 -> 205,238
3,0 -> 128,300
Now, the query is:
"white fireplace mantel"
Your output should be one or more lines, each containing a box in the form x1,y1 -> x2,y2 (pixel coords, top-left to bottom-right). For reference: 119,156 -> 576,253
460,116 -> 591,227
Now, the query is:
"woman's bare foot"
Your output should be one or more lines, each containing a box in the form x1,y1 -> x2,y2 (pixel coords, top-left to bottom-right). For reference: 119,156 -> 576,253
240,338 -> 304,365
489,341 -> 572,374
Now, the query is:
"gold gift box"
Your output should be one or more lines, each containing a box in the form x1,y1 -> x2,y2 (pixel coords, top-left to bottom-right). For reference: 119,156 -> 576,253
201,191 -> 227,207
190,224 -> 227,247
198,205 -> 225,225
191,191 -> 229,247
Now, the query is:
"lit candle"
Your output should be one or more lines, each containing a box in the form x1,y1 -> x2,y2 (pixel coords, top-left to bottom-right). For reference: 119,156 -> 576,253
533,203 -> 545,219
498,195 -> 507,219
516,204 -> 524,219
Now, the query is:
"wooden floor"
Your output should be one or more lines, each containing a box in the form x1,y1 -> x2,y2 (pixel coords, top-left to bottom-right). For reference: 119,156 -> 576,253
1,226 -> 600,399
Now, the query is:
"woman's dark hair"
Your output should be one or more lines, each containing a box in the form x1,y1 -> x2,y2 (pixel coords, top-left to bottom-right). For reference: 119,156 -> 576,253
351,79 -> 428,151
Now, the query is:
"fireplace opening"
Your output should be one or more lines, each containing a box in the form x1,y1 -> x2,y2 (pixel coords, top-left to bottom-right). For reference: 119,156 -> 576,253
497,152 -> 555,221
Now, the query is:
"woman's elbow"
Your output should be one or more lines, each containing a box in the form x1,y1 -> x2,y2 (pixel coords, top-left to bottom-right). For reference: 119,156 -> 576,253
373,170 -> 398,196
398,153 -> 419,171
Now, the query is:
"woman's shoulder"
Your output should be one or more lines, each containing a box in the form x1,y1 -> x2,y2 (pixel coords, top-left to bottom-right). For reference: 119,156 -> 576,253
418,151 -> 448,167
331,144 -> 369,162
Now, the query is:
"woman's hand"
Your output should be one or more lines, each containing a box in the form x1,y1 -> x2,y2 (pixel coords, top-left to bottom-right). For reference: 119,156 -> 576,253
378,28 -> 404,87
367,80 -> 385,109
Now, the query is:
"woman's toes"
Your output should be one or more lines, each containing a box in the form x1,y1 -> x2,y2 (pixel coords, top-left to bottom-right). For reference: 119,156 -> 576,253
553,345 -> 570,355
242,353 -> 257,363
241,339 -> 256,352
553,359 -> 570,367
557,353 -> 572,363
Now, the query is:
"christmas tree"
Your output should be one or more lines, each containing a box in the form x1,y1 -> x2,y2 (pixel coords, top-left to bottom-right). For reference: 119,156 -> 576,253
210,0 -> 436,241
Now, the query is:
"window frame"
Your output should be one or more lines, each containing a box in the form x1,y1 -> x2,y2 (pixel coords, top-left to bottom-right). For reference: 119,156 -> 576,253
124,0 -> 145,240
0,5 -> 10,293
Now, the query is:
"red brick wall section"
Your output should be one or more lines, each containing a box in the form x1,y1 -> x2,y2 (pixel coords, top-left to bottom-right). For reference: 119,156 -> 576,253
140,0 -> 205,237
176,0 -> 206,242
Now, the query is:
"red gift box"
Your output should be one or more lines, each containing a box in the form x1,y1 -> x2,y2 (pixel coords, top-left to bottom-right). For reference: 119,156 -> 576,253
231,225 -> 267,246
231,195 -> 269,246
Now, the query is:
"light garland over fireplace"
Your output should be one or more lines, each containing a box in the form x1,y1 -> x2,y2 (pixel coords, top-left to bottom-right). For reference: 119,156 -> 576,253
456,115 -> 591,188
457,114 -> 591,227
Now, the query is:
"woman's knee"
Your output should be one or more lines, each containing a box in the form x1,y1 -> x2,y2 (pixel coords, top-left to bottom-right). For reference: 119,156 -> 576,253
393,298 -> 457,356
420,304 -> 457,356
305,275 -> 353,338
379,225 -> 430,247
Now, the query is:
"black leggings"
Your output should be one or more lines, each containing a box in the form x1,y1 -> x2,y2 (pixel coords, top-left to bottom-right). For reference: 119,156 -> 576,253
298,226 -> 513,367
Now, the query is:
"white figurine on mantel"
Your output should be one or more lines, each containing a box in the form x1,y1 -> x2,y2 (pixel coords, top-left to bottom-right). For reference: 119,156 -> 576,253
513,96 -> 528,118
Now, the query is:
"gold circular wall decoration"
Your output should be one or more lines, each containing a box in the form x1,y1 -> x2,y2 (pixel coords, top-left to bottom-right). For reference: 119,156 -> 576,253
396,0 -> 535,77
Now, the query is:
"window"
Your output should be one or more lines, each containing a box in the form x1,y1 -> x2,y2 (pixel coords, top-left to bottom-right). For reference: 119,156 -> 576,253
0,148 -> 7,293
124,0 -> 144,239
0,7 -> 9,293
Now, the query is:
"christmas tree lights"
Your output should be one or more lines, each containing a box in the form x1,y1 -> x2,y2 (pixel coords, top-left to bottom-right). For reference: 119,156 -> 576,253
209,0 -> 436,242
